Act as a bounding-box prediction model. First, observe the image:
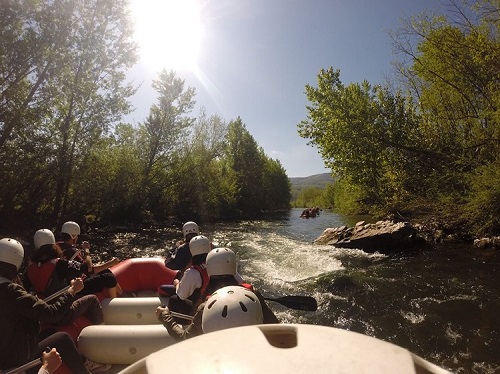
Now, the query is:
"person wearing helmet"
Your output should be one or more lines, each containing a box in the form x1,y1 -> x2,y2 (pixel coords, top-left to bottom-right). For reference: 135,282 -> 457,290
166,235 -> 211,320
0,238 -> 95,373
157,247 -> 279,340
58,221 -> 121,298
59,221 -> 119,272
203,247 -> 278,325
59,221 -> 87,263
23,229 -> 105,326
165,221 -> 201,275
201,285 -> 264,333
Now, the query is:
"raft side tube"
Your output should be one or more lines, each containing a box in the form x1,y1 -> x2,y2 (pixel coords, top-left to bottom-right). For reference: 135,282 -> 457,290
116,324 -> 452,374
110,258 -> 178,293
78,324 -> 175,365
102,297 -> 163,325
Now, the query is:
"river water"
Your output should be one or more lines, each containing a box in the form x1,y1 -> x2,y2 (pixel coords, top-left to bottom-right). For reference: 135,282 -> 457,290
92,208 -> 499,373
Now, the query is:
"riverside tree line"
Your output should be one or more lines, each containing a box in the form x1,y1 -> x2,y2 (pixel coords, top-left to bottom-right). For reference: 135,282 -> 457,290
298,0 -> 500,236
3,0 -> 499,237
0,0 -> 291,232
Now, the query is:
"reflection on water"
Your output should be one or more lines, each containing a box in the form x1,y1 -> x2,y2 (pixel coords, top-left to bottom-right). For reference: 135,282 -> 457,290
93,208 -> 499,373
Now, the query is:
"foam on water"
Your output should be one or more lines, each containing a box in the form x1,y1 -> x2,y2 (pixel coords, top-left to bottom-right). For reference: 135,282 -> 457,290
228,231 -> 343,282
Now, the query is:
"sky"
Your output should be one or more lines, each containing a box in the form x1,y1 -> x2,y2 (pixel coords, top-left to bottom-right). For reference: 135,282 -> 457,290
125,0 -> 449,177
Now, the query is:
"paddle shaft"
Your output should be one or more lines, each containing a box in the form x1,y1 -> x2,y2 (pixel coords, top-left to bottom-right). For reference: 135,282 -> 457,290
69,248 -> 82,261
2,347 -> 54,374
263,295 -> 318,311
2,358 -> 41,374
167,295 -> 317,322
43,285 -> 71,303
169,311 -> 194,321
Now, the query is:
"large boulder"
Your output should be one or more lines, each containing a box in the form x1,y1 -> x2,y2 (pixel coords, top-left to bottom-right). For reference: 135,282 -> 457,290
313,220 -> 425,253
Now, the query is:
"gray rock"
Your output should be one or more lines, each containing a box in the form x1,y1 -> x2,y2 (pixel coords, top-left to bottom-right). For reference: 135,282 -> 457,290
313,220 -> 425,253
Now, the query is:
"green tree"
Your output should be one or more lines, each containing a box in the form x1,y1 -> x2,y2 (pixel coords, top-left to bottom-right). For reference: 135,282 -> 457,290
138,69 -> 196,177
136,69 -> 196,218
174,109 -> 234,221
0,0 -> 138,227
298,68 -> 422,211
50,0 -> 138,222
261,156 -> 291,211
223,118 -> 265,215
292,187 -> 324,208
390,0 -> 500,228
70,123 -> 144,222
0,0 -> 69,149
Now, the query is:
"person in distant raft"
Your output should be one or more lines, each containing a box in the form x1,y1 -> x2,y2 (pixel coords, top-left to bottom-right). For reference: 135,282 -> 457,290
165,221 -> 200,275
0,238 -> 92,373
157,247 -> 279,340
58,221 -> 121,298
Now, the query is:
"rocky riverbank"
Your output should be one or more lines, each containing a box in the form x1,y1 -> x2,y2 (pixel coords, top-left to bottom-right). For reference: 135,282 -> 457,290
313,220 -> 500,253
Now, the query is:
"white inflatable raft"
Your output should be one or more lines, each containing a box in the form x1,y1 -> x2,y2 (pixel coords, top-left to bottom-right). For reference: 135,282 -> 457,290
118,324 -> 451,374
76,257 -> 179,365
80,296 -> 174,363
102,297 -> 165,325
78,324 -> 176,365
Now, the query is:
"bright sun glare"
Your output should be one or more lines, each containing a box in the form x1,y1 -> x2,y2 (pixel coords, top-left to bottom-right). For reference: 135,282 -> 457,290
129,0 -> 203,72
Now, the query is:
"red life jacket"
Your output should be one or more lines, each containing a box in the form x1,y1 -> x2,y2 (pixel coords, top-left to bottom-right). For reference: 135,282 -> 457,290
190,264 -> 210,305
239,282 -> 254,291
26,259 -> 58,297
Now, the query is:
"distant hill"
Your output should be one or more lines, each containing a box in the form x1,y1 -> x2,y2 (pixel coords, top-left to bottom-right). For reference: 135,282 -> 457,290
289,173 -> 335,189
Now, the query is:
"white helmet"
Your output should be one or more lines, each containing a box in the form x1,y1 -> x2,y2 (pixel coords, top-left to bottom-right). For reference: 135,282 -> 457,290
34,229 -> 55,249
0,238 -> 24,270
189,235 -> 211,256
202,286 -> 263,333
61,221 -> 80,238
206,247 -> 236,277
182,221 -> 199,237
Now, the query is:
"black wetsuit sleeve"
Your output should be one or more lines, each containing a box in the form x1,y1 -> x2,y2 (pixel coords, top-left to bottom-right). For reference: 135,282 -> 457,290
165,243 -> 191,271
22,270 -> 33,291
12,283 -> 75,324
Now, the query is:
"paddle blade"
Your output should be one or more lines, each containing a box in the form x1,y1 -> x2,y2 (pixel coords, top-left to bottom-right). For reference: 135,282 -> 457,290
264,295 -> 318,311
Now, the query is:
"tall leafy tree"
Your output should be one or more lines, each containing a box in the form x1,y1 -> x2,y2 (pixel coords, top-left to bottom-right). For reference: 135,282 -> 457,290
261,156 -> 291,211
0,0 -> 68,148
298,68 -> 423,208
136,69 -> 196,217
70,123 -> 144,222
0,0 -> 138,226
138,69 -> 196,176
390,0 -> 500,229
50,0 -> 138,221
167,109 -> 232,221
224,117 -> 265,215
